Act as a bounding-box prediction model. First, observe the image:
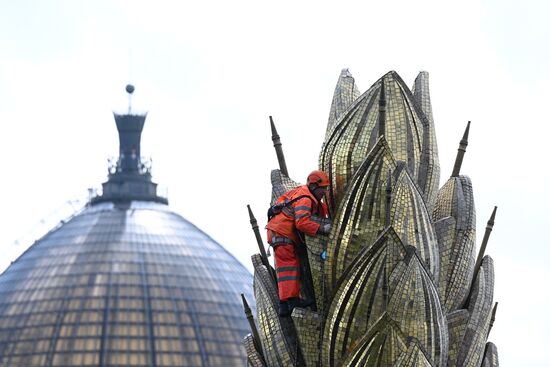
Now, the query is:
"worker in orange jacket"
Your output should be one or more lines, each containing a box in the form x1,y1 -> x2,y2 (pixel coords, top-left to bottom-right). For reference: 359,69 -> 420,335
266,170 -> 331,316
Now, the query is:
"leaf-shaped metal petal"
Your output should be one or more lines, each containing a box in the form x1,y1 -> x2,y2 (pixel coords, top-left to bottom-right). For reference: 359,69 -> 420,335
412,71 -> 440,210
319,71 -> 439,212
303,232 -> 330,312
326,137 -> 397,292
481,342 -> 499,367
412,71 -> 434,127
337,313 -> 409,367
326,140 -> 439,292
393,338 -> 435,367
386,247 -> 448,367
270,169 -> 300,206
446,309 -> 470,366
291,308 -> 322,366
326,68 -> 361,139
391,164 -> 440,281
453,256 -> 495,367
323,229 -> 407,365
244,334 -> 267,367
323,229 -> 447,367
433,176 -> 476,312
252,255 -> 297,366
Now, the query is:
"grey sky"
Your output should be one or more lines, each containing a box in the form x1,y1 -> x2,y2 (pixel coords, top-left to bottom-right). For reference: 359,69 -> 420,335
0,1 -> 548,365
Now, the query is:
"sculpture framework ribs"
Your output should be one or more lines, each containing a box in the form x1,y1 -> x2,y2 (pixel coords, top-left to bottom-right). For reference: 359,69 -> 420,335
243,69 -> 499,367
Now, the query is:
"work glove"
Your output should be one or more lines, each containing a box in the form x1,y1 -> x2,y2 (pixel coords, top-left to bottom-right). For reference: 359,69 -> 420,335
318,223 -> 331,235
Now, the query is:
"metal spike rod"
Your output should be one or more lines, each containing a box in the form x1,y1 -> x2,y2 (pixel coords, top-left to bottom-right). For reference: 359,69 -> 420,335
472,206 -> 497,283
247,205 -> 276,281
378,80 -> 387,138
488,302 -> 498,335
270,116 -> 289,177
451,121 -> 471,177
465,206 -> 497,308
241,294 -> 264,358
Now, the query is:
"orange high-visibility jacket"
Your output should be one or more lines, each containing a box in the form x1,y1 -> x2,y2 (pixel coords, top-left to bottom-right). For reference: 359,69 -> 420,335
266,185 -> 328,243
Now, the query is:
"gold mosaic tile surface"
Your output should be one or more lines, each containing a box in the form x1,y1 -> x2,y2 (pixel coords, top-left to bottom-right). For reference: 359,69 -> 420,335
338,314 -> 409,366
319,71 -> 439,215
454,257 -> 494,367
447,309 -> 470,367
412,71 -> 440,210
325,68 -> 361,139
323,230 -> 408,364
325,137 -> 397,292
303,232 -> 329,313
291,309 -> 321,366
433,176 -> 476,313
244,334 -> 266,367
245,70 -> 499,367
481,342 -> 499,367
270,169 -> 300,206
253,257 -> 294,366
413,72 -> 434,126
385,246 -> 447,366
390,164 -> 439,280
393,338 -> 435,367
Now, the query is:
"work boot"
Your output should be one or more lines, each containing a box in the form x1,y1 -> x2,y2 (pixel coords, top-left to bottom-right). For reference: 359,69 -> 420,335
288,297 -> 314,309
279,298 -> 314,317
279,301 -> 291,317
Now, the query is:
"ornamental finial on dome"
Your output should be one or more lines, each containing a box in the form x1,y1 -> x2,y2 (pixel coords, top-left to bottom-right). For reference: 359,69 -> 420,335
126,84 -> 135,114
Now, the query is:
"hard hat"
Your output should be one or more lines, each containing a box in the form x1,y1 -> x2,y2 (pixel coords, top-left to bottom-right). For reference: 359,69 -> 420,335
307,170 -> 330,187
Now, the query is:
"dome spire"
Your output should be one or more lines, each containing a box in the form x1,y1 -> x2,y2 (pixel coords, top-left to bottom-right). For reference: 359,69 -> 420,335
91,85 -> 167,205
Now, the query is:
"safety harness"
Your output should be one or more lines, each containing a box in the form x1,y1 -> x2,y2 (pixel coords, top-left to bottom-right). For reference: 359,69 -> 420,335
266,194 -> 317,258
266,194 -> 312,222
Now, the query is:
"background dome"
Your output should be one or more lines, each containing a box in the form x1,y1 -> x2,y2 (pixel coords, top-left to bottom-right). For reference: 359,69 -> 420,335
0,93 -> 254,366
0,201 -> 254,366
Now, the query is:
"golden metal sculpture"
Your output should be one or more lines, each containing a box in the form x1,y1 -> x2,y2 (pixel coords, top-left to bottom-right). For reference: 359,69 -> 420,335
243,70 -> 499,367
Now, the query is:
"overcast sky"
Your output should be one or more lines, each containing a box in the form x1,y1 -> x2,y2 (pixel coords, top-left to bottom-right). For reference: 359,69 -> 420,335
0,0 -> 548,365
